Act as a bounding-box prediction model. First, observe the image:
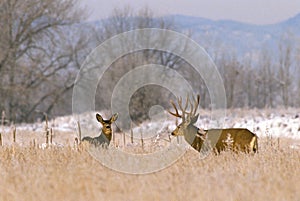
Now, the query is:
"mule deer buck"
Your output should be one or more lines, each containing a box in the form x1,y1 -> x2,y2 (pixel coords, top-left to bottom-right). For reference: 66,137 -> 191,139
168,95 -> 258,154
82,113 -> 118,147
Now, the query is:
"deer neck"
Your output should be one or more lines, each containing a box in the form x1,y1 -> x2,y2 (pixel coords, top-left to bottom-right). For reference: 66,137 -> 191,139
102,131 -> 112,142
183,125 -> 199,145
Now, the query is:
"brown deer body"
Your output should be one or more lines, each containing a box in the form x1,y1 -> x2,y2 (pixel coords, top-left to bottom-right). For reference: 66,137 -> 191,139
82,113 -> 118,147
169,95 -> 258,154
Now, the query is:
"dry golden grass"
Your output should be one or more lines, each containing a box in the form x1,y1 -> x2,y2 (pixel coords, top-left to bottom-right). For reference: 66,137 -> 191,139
0,136 -> 300,201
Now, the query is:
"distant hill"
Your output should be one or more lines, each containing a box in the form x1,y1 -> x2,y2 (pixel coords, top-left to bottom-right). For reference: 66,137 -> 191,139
89,13 -> 300,60
168,13 -> 300,59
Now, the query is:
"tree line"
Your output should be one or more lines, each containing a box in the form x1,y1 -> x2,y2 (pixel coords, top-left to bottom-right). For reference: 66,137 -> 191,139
0,1 -> 299,123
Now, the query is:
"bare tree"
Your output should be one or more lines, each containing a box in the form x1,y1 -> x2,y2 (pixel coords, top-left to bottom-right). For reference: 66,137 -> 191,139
277,33 -> 294,108
217,52 -> 240,108
295,37 -> 300,107
0,0 -> 88,122
92,7 -> 192,122
257,48 -> 277,108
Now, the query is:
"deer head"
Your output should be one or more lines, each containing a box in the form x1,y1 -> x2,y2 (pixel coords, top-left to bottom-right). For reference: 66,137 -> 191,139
96,113 -> 118,141
168,95 -> 201,145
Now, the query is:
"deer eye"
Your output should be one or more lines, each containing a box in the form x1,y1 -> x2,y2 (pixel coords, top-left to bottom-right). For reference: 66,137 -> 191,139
106,125 -> 110,129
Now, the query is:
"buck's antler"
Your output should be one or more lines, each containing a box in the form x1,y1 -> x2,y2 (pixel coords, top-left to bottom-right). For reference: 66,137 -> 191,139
168,96 -> 188,120
168,95 -> 200,121
191,94 -> 200,117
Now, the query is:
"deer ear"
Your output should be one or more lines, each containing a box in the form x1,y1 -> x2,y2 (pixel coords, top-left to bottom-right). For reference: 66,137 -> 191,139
190,114 -> 199,124
96,113 -> 104,123
110,113 -> 118,123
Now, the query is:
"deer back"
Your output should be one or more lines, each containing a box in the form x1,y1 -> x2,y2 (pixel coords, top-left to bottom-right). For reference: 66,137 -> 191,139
204,128 -> 258,153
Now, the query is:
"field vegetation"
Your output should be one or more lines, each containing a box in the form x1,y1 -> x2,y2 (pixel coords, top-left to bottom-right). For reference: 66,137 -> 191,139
0,135 -> 299,201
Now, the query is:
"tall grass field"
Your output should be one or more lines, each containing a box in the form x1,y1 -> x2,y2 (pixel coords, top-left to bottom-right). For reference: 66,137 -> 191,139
0,109 -> 300,201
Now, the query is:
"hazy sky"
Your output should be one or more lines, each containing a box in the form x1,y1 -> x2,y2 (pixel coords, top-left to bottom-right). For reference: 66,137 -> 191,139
81,0 -> 300,25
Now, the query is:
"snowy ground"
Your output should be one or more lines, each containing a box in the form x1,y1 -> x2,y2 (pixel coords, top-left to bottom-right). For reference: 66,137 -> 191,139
1,108 -> 299,147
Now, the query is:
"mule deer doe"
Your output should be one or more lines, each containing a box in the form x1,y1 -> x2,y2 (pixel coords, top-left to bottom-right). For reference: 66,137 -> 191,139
82,113 -> 118,147
168,95 -> 258,153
